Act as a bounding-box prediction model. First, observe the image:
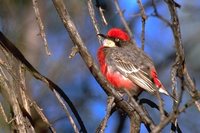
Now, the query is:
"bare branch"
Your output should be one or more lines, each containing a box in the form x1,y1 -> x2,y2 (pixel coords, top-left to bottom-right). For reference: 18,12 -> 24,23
53,89 -> 79,133
87,0 -> 101,44
87,0 -> 101,35
69,45 -> 79,59
114,0 -> 134,43
0,102 -> 8,123
0,66 -> 27,132
155,89 -> 165,121
30,101 -> 56,133
136,0 -> 147,50
151,0 -> 172,27
19,64 -> 31,114
99,7 -> 108,25
1,47 -> 55,132
32,0 -> 51,56
165,0 -> 200,112
152,97 -> 200,133
0,32 -> 86,133
95,0 -> 108,25
96,96 -> 115,133
184,68 -> 200,111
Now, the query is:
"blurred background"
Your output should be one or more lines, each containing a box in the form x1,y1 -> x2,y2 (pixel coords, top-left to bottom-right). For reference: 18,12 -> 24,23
0,0 -> 200,132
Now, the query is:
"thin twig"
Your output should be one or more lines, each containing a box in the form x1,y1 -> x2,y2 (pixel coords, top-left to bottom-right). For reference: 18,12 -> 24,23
96,96 -> 115,133
99,7 -> 108,25
32,0 -> 51,56
152,97 -> 200,133
30,101 -> 56,133
87,0 -> 101,34
170,63 -> 183,133
141,18 -> 146,50
87,0 -> 101,44
151,0 -> 172,27
171,62 -> 178,101
0,102 -> 8,123
184,68 -> 200,111
0,68 -> 27,132
19,64 -> 31,114
69,45 -> 79,59
0,64 -> 8,81
53,89 -> 79,133
155,89 -> 165,121
95,0 -> 108,25
136,0 -> 147,50
114,0 -> 134,43
140,98 -> 182,133
173,73 -> 185,115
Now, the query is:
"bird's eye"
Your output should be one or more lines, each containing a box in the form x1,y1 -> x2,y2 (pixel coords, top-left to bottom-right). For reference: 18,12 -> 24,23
114,38 -> 123,47
114,38 -> 120,42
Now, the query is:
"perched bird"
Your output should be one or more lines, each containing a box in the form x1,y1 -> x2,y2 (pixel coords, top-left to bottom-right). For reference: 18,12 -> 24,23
97,28 -> 173,98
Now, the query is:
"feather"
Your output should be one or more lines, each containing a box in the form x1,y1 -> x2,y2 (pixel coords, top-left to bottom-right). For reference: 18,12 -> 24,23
113,57 -> 158,94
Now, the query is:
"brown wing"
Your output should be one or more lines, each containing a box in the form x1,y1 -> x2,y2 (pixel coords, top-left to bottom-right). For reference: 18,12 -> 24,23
112,57 -> 157,94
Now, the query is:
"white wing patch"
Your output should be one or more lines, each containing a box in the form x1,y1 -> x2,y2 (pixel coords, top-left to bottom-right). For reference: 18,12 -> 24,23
115,58 -> 148,76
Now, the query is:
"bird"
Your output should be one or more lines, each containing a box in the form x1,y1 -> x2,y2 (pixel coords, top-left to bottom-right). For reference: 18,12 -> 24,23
97,28 -> 175,99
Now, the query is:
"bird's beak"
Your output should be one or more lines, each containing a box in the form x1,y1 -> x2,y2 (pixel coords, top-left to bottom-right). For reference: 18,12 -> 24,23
97,34 -> 116,47
97,33 -> 107,39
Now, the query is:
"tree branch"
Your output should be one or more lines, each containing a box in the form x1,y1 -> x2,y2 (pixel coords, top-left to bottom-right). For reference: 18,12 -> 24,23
53,89 -> 79,133
95,0 -> 108,25
0,32 -> 86,133
114,0 -> 134,42
136,0 -> 147,50
165,0 -> 200,111
0,64 -> 27,132
32,0 -> 51,56
152,97 -> 199,133
87,0 -> 101,35
96,96 -> 115,133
